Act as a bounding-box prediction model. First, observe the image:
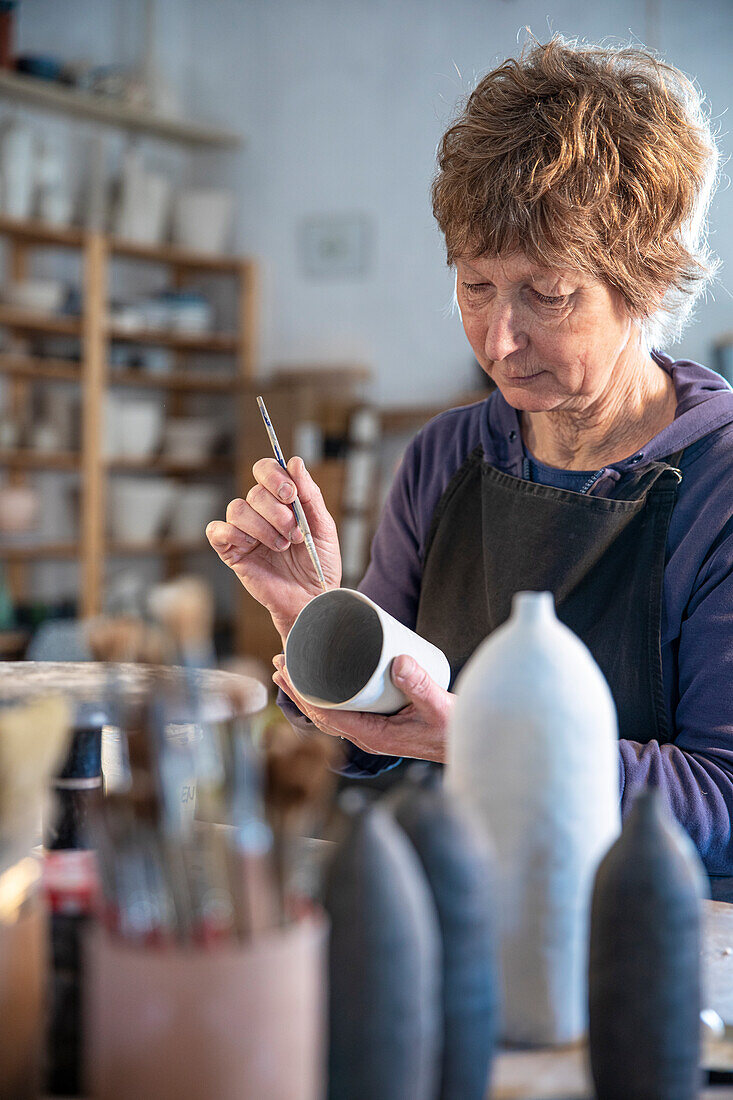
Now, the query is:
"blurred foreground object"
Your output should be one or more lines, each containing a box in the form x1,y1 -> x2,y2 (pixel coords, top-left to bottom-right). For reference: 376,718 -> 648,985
0,692 -> 71,1100
324,795 -> 441,1100
589,788 -> 707,1100
388,767 -> 499,1100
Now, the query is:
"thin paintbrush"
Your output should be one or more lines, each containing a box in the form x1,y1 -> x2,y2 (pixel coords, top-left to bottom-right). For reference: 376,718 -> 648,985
256,395 -> 328,592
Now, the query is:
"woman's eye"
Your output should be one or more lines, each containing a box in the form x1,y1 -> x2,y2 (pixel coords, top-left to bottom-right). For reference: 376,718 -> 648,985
461,282 -> 488,295
532,290 -> 567,306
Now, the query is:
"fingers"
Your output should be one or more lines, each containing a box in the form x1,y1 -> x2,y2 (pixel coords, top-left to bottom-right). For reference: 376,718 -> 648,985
391,655 -> 452,725
224,497 -> 294,552
206,520 -> 258,565
272,654 -> 382,753
252,457 -> 298,505
285,457 -> 338,541
251,455 -> 336,545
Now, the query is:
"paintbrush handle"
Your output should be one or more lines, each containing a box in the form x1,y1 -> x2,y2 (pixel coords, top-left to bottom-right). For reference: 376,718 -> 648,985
257,396 -> 328,592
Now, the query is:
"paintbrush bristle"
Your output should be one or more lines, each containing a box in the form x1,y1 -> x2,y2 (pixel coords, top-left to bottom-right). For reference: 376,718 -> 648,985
149,576 -> 215,653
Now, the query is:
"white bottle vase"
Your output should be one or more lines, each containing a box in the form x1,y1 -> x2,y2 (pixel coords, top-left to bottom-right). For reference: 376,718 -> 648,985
446,591 -> 621,1046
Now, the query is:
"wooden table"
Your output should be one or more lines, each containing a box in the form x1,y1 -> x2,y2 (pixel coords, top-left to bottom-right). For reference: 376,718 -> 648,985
490,900 -> 733,1099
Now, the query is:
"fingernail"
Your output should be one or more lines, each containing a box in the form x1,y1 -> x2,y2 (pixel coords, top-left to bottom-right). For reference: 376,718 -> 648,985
276,536 -> 289,550
392,657 -> 412,682
279,484 -> 293,501
291,527 -> 304,542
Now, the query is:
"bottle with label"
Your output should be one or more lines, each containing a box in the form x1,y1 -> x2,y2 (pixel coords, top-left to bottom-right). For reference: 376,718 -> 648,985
43,703 -> 103,1097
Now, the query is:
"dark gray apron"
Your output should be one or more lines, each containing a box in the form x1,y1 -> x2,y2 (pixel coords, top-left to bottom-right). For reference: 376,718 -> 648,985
415,443 -> 730,898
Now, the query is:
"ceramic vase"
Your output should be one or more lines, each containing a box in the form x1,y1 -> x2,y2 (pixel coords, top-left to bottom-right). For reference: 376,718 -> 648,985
588,787 -> 707,1100
446,590 -> 620,1045
323,801 -> 442,1100
389,770 -> 499,1100
285,588 -> 451,713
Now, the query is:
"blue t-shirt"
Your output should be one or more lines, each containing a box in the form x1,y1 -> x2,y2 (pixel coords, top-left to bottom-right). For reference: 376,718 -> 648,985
522,447 -> 599,493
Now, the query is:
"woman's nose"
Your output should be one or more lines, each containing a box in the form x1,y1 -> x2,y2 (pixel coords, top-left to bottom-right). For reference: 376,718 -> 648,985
483,303 -> 528,361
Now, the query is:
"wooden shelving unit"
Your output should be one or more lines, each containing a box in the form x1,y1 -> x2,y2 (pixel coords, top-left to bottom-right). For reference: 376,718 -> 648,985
0,214 -> 257,649
0,70 -> 242,148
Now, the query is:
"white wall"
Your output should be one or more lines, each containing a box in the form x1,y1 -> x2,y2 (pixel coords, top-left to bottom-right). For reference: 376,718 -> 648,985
15,0 -> 733,407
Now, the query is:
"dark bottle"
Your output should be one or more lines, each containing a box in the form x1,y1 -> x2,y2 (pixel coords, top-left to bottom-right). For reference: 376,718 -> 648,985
44,705 -> 103,1098
588,787 -> 708,1100
323,799 -> 442,1100
389,769 -> 499,1100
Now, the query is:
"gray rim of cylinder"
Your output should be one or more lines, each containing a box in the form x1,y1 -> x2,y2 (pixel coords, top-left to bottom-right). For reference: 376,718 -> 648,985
286,590 -> 384,704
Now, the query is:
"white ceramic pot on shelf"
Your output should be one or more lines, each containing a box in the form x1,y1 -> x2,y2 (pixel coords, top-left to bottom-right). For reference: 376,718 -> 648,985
446,591 -> 620,1047
172,188 -> 234,254
103,395 -> 163,461
1,121 -> 35,220
108,477 -> 177,544
2,279 -> 66,313
116,397 -> 164,461
169,485 -> 222,542
285,588 -> 451,714
162,418 -> 221,466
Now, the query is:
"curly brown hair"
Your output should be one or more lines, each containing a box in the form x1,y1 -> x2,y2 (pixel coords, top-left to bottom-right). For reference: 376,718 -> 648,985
432,34 -> 722,347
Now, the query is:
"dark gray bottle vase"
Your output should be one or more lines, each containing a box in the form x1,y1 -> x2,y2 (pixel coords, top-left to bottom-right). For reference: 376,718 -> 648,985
389,772 -> 499,1100
323,801 -> 442,1100
588,787 -> 708,1100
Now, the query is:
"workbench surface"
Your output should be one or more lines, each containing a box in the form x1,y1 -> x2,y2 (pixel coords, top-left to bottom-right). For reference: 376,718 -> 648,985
491,899 -> 733,1099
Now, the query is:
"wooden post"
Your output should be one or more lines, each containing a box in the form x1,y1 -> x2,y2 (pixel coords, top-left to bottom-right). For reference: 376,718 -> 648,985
5,239 -> 29,602
235,258 -> 258,654
80,232 -> 106,620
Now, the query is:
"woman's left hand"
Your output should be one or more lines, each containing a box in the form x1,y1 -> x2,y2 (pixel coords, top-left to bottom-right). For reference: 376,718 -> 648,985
272,653 -> 454,763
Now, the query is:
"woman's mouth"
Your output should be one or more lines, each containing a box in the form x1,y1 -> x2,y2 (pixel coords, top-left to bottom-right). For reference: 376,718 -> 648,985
504,370 -> 545,382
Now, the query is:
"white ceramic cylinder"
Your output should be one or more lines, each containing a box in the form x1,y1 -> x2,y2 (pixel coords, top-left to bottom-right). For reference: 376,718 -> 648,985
446,591 -> 621,1046
285,588 -> 451,714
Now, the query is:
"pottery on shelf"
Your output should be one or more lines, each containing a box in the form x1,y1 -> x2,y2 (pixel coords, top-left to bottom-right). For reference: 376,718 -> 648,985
588,787 -> 707,1100
323,801 -> 442,1100
285,588 -> 451,714
169,485 -> 222,542
162,417 -> 221,466
107,477 -> 176,544
0,120 -> 35,220
172,188 -> 234,254
0,485 -> 39,534
446,590 -> 620,1046
388,769 -> 499,1100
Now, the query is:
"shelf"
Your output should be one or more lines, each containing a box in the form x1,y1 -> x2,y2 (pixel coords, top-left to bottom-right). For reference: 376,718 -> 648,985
108,325 -> 238,353
109,367 -> 238,393
0,305 -> 81,336
107,539 -> 209,556
0,214 -> 247,272
0,539 -> 210,559
111,237 -> 243,272
108,457 -> 232,476
0,354 -> 81,382
0,70 -> 242,148
0,542 -> 78,560
379,390 -> 490,433
0,214 -> 86,248
0,357 -> 239,391
0,449 -> 79,470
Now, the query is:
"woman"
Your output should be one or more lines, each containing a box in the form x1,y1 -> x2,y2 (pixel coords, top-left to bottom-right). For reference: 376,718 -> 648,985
207,37 -> 733,884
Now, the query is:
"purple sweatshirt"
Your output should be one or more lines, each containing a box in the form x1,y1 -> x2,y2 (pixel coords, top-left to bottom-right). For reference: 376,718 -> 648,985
282,351 -> 733,875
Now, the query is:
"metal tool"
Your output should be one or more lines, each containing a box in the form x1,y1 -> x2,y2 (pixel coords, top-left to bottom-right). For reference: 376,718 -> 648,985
256,395 -> 328,592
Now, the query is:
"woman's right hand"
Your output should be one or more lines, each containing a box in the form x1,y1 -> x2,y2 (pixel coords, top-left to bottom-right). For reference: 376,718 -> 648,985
206,455 -> 341,643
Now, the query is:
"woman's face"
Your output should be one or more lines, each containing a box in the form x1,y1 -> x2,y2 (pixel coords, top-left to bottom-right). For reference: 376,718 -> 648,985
455,252 -> 642,413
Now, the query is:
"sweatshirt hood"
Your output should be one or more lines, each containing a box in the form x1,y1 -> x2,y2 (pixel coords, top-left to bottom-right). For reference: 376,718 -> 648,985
484,350 -> 733,485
